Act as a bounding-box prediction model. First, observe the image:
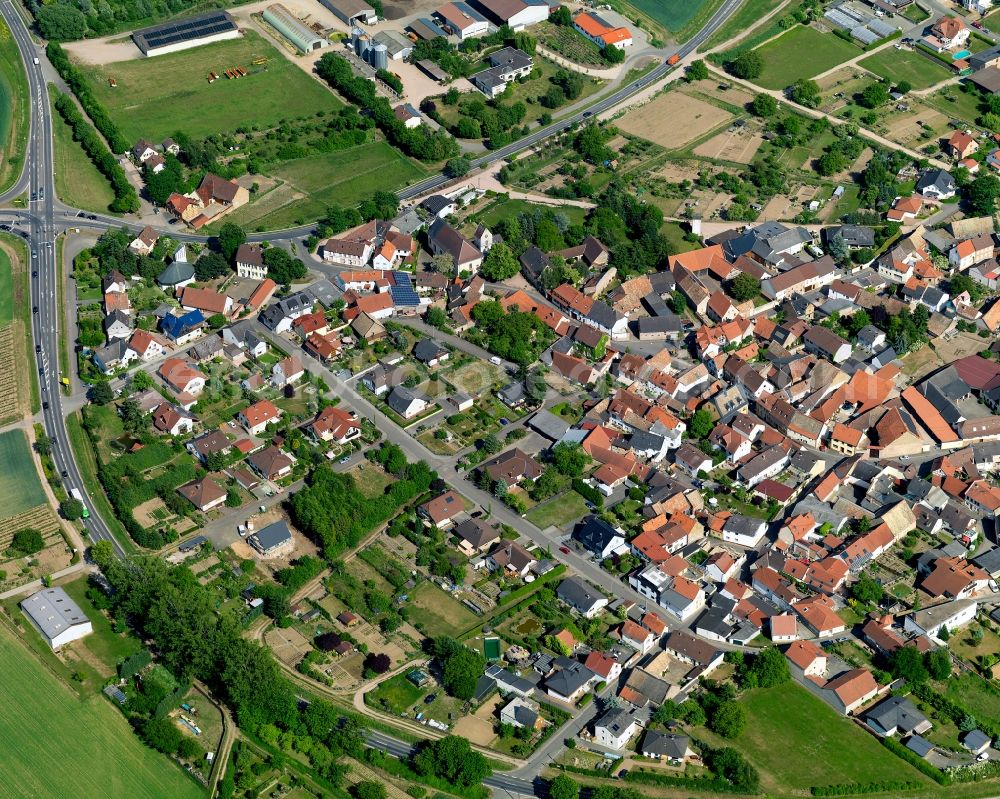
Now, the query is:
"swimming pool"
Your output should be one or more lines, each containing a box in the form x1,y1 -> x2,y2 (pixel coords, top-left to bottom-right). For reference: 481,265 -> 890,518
954,49 -> 972,60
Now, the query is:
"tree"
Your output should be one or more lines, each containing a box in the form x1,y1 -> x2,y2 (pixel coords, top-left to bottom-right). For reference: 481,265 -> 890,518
729,272 -> 759,302
968,174 -> 1000,216
425,306 -> 448,329
440,644 -> 485,700
353,781 -> 387,799
548,775 -> 580,799
37,4 -> 87,40
710,700 -> 747,739
551,4 -> 572,25
751,94 -> 777,117
926,647 -> 951,681
412,736 -> 491,787
889,645 -> 928,684
10,529 -> 44,555
707,747 -> 759,792
217,223 -> 246,262
208,313 -> 227,330
860,82 -> 890,109
195,251 -> 230,281
34,432 -> 52,456
120,398 -> 145,435
551,442 -> 589,477
827,233 -> 850,265
687,60 -> 709,82
140,717 -> 183,754
364,652 -> 391,674
263,247 -> 307,284
746,646 -> 789,688
939,625 -> 951,642
670,290 -> 687,315
225,489 -> 242,508
727,51 -> 763,80
131,370 -> 154,393
177,737 -> 200,760
601,43 -> 625,64
789,79 -> 821,108
91,381 -> 113,405
480,242 -> 520,281
851,574 -> 884,604
689,409 -> 714,440
444,156 -> 472,177
481,433 -> 502,455
895,79 -> 912,95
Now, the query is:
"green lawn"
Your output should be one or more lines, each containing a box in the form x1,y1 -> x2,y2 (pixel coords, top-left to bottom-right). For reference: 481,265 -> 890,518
661,221 -> 700,254
700,0 -> 786,50
0,626 -> 203,799
922,86 -> 984,127
525,491 -> 589,530
0,430 -> 46,516
986,10 -> 1000,34
942,672 -> 1000,729
61,576 -> 141,674
859,49 -> 951,91
0,246 -> 12,325
0,18 -> 30,195
752,26 -> 862,90
226,142 -> 427,231
365,673 -> 426,715
87,31 -> 341,142
474,197 -> 589,228
729,684 -> 929,794
49,88 -> 116,213
404,580 -> 478,638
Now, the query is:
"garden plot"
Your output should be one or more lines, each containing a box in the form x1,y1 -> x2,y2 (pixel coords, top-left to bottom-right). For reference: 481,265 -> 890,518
692,128 -> 764,163
883,104 -> 949,147
266,626 -> 312,667
453,694 -> 503,746
617,91 -> 733,149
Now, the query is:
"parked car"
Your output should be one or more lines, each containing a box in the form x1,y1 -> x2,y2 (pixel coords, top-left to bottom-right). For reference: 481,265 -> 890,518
559,546 -> 570,554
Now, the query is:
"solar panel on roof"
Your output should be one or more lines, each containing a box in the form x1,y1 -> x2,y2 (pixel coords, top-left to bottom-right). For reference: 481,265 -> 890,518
134,11 -> 237,51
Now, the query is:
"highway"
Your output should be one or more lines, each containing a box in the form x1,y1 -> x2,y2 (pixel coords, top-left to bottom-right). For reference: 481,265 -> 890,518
0,0 -> 125,558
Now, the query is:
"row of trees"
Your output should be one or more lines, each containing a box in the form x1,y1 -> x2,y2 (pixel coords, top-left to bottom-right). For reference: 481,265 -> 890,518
47,42 -> 129,153
315,54 -> 459,163
90,544 -> 372,785
54,93 -> 139,212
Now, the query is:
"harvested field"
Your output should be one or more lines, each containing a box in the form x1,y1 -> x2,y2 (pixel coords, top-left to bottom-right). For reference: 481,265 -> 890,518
692,130 -> 763,163
617,91 -> 732,148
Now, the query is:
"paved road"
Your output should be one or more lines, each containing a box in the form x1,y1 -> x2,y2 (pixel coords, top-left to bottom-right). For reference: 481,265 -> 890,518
0,0 -> 125,558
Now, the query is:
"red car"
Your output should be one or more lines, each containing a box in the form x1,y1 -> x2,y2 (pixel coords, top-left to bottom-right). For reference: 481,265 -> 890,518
974,21 -> 985,29
559,546 -> 570,555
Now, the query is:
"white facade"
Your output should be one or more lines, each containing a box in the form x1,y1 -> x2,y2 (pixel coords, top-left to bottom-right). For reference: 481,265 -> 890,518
142,28 -> 241,57
21,588 -> 93,649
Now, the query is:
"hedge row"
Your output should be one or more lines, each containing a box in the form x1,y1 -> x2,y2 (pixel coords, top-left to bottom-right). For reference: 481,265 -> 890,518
571,478 -> 603,508
53,93 -> 139,212
910,682 -> 1000,742
363,749 -> 489,799
47,43 -> 130,153
117,649 -> 152,679
624,767 -> 754,795
810,779 -> 923,796
881,737 -> 950,786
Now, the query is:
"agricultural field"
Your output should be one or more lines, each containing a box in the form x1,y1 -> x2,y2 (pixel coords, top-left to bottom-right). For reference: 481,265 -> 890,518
700,0 -> 786,50
87,32 -> 340,142
0,236 -> 38,420
858,49 -> 951,91
0,246 -> 11,325
49,89 -> 116,213
752,26 -> 861,90
617,89 -> 733,148
0,430 -> 47,516
712,683 -> 929,794
626,0 -> 723,41
224,142 -> 427,231
0,626 -> 203,799
0,18 -> 29,195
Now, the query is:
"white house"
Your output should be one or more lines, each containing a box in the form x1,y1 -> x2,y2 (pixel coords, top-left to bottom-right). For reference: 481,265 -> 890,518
21,587 -> 92,649
721,514 -> 767,548
903,598 -> 978,642
594,708 -> 638,750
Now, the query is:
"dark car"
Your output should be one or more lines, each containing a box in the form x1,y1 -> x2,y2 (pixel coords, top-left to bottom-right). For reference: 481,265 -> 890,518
35,345 -> 40,353
424,693 -> 437,704
31,270 -> 37,277
32,306 -> 38,313
38,366 -> 44,375
42,401 -> 49,410
87,214 -> 97,220
559,546 -> 570,555
582,111 -> 593,118
61,470 -> 68,478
